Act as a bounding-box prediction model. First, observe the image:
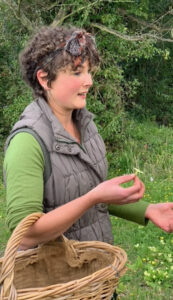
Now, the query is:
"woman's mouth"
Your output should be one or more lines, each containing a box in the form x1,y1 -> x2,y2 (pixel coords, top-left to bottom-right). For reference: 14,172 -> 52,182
78,92 -> 87,98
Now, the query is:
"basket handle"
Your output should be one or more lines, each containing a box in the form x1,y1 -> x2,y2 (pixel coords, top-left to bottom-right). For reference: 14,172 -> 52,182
0,212 -> 43,300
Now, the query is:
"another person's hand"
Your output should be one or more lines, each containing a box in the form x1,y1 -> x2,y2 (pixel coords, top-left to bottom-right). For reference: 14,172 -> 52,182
90,174 -> 145,205
145,202 -> 173,233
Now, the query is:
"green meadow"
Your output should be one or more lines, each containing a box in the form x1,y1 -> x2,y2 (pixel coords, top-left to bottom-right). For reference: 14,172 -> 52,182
109,120 -> 173,300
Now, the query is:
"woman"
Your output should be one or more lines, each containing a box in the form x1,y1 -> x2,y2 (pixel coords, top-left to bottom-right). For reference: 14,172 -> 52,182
4,26 -> 173,252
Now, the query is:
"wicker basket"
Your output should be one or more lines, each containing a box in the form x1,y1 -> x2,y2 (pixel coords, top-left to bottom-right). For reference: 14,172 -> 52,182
0,213 -> 127,300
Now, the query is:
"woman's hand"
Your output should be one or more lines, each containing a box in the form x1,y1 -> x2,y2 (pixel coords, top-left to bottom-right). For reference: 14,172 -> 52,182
145,202 -> 173,233
19,174 -> 144,250
90,174 -> 145,205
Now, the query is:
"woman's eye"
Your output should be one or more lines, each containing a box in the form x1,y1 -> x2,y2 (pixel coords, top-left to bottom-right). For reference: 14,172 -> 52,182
74,72 -> 81,76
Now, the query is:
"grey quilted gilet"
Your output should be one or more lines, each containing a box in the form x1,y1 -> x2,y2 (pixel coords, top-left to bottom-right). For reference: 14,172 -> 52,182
5,98 -> 114,244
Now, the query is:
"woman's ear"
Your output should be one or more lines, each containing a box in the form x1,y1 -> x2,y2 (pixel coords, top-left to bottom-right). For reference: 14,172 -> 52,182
36,69 -> 50,90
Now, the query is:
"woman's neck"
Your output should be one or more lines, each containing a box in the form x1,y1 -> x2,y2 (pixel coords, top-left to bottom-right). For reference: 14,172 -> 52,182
48,100 -> 81,143
48,98 -> 73,127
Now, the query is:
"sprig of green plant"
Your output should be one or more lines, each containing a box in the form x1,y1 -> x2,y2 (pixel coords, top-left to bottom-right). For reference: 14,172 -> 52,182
133,167 -> 144,176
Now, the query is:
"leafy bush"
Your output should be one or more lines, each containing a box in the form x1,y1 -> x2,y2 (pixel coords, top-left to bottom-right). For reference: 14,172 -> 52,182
0,0 -> 172,142
3,91 -> 32,130
122,46 -> 173,126
107,117 -> 173,183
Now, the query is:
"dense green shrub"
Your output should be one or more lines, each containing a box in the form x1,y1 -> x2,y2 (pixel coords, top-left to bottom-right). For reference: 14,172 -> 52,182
122,44 -> 173,125
3,91 -> 32,130
0,2 -> 28,135
0,0 -> 172,146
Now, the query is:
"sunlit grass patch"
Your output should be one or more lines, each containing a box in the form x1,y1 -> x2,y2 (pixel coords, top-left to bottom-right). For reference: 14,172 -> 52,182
112,217 -> 173,299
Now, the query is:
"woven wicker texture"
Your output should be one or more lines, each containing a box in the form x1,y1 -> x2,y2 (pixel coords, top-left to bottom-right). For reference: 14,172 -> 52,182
0,213 -> 127,300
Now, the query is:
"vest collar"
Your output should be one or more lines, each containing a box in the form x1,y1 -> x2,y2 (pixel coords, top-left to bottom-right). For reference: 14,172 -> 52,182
37,98 -> 94,143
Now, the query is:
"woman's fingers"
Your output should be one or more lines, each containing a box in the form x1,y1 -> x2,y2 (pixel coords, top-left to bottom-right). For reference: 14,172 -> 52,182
116,176 -> 145,204
119,175 -> 144,197
122,180 -> 145,204
115,174 -> 136,184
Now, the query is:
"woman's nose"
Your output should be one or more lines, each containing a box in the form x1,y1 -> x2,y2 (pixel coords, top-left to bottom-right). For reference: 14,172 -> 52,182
83,72 -> 93,87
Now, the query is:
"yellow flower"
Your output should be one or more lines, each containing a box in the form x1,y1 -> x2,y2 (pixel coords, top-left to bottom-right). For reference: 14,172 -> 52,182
133,168 -> 144,176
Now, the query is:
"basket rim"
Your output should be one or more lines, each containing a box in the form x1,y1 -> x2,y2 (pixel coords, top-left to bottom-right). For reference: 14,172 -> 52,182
0,213 -> 127,299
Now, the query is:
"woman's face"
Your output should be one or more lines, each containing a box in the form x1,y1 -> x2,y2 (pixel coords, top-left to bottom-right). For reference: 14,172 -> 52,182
46,60 -> 93,112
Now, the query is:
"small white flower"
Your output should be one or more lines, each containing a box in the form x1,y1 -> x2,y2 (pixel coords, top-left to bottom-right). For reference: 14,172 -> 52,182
148,246 -> 157,252
167,257 -> 172,262
160,239 -> 165,245
144,271 -> 150,277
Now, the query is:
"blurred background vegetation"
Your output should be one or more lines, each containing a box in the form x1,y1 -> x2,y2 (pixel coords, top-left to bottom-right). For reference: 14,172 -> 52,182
0,0 -> 172,143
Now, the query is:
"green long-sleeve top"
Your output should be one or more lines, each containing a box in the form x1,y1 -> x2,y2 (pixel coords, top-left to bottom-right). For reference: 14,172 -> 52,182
4,133 -> 149,232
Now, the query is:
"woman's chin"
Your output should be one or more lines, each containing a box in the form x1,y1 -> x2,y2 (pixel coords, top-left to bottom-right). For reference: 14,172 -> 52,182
75,99 -> 86,109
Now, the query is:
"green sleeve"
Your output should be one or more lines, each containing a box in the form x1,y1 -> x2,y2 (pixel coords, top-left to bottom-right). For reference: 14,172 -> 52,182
3,132 -> 44,231
108,201 -> 150,226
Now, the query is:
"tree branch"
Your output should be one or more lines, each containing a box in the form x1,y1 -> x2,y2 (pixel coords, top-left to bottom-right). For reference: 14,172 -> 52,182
93,23 -> 143,41
92,23 -> 173,43
52,0 -> 99,26
17,0 -> 22,17
118,8 -> 173,33
51,0 -> 67,27
45,2 -> 63,11
2,0 -> 34,33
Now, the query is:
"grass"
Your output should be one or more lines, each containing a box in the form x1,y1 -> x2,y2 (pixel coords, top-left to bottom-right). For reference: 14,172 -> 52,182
0,120 -> 173,299
112,218 -> 173,299
108,120 -> 173,299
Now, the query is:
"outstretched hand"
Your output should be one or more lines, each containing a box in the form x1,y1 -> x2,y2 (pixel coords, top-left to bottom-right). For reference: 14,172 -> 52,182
145,202 -> 173,233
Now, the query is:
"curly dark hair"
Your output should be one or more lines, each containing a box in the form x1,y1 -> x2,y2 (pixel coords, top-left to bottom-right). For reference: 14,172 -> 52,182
19,26 -> 100,101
